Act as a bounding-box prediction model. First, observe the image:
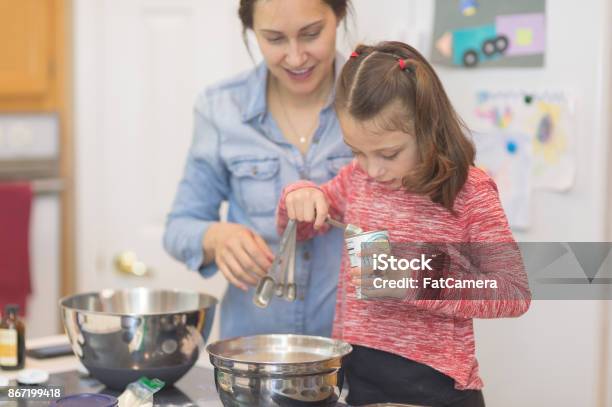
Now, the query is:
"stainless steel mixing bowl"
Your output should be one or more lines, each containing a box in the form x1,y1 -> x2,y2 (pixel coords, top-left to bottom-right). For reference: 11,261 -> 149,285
60,288 -> 217,389
207,334 -> 352,406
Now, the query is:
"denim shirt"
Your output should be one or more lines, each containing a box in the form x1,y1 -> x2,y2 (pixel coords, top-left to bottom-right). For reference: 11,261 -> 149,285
163,55 -> 353,339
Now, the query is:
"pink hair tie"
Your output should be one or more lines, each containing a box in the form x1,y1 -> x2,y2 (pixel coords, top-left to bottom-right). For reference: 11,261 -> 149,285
398,59 -> 407,70
350,51 -> 359,58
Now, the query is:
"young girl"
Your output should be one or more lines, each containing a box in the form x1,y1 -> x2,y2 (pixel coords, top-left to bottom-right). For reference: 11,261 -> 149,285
276,41 -> 531,406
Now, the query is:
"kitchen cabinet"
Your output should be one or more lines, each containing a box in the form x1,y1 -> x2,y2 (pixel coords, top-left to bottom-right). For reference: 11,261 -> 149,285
0,0 -> 70,116
0,0 -> 53,98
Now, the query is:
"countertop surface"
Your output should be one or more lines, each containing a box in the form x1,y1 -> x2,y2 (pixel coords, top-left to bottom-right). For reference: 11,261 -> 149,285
0,335 -> 228,406
0,335 -> 351,406
1,366 -> 225,406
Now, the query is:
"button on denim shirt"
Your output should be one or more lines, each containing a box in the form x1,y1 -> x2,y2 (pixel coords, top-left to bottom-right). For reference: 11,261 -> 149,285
163,55 -> 352,339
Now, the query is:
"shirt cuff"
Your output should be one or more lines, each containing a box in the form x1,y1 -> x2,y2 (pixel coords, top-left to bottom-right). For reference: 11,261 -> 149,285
182,220 -> 218,278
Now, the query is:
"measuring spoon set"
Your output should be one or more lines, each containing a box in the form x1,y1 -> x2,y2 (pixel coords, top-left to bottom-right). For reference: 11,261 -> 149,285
253,217 -> 364,308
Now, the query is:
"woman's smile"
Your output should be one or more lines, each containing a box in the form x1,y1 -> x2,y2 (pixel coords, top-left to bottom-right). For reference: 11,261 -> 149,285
284,65 -> 316,82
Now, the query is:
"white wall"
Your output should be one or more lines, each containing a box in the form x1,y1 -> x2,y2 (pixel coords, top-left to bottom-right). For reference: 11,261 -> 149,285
25,195 -> 60,338
605,7 -> 612,404
348,1 -> 610,406
605,301 -> 611,407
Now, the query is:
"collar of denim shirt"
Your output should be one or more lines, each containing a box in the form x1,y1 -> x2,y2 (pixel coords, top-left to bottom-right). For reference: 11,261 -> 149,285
241,52 -> 346,124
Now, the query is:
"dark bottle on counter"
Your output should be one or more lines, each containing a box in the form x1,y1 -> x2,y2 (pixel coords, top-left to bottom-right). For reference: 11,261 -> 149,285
0,304 -> 26,370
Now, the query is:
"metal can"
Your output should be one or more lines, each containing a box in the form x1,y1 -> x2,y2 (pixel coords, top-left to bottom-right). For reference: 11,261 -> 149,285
345,230 -> 391,299
345,230 -> 391,267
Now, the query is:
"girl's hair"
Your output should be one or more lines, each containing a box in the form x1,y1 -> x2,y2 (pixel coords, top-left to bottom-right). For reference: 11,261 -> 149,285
238,0 -> 352,51
335,41 -> 475,211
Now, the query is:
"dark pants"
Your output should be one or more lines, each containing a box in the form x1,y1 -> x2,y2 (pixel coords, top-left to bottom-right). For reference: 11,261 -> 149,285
343,345 -> 485,407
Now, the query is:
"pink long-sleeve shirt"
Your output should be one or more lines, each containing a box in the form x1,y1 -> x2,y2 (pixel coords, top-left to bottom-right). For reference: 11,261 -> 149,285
277,161 -> 531,390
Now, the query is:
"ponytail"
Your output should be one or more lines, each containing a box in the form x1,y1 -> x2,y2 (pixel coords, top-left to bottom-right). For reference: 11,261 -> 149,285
335,41 -> 475,211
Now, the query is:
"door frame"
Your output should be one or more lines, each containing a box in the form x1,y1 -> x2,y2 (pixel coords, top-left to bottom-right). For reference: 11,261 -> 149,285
73,0 -> 106,292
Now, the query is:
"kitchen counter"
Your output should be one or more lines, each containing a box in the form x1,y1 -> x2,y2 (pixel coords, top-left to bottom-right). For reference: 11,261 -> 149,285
0,335 -> 223,406
1,335 -> 351,406
2,366 -> 224,406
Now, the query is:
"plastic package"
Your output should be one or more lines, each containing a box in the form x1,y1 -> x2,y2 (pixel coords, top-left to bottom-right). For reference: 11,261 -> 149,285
117,377 -> 165,407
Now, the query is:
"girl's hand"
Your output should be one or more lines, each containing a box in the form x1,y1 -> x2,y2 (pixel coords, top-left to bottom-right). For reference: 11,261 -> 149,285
285,187 -> 329,230
205,222 -> 275,291
352,248 -> 448,300
353,267 -> 416,300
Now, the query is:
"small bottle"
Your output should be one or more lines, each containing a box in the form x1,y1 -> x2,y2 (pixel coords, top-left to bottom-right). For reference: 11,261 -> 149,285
0,304 -> 26,370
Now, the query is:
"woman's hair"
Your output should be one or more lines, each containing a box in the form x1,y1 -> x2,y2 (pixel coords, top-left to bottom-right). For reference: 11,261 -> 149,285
335,41 -> 475,211
238,0 -> 351,51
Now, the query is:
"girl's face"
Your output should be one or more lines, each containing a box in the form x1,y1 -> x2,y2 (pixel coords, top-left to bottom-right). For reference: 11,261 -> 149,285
253,0 -> 338,97
338,109 -> 418,189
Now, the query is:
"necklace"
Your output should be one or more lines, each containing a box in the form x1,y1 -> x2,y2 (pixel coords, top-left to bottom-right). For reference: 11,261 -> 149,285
274,80 -> 322,145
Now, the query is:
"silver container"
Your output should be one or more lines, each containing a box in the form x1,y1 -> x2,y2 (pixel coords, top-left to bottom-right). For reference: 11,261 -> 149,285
207,334 -> 352,406
60,288 -> 217,389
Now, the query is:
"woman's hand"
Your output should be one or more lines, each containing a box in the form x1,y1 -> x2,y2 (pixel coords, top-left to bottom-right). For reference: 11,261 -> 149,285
204,222 -> 275,291
285,187 -> 329,229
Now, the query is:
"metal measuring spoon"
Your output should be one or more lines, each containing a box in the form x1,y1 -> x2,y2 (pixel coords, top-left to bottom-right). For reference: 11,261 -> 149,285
253,220 -> 297,308
275,220 -> 297,298
253,275 -> 276,308
283,229 -> 297,301
253,247 -> 283,308
325,217 -> 364,236
274,251 -> 287,298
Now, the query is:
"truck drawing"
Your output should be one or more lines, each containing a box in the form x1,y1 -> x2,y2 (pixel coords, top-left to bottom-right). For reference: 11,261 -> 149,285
453,24 -> 508,67
437,13 -> 546,68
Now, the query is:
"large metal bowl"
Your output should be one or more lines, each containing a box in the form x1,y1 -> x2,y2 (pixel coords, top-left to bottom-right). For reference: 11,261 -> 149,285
207,334 -> 352,406
60,288 -> 217,389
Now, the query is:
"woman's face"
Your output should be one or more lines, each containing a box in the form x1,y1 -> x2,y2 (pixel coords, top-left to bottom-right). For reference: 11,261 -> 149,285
338,108 -> 419,190
252,0 -> 338,97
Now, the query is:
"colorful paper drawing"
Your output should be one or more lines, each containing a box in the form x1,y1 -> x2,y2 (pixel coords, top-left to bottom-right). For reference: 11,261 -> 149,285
474,104 -> 513,129
495,13 -> 546,56
436,32 -> 453,58
460,0 -> 479,17
528,99 -> 574,189
451,24 -> 507,67
473,131 -> 532,229
470,90 -> 575,194
432,0 -> 546,68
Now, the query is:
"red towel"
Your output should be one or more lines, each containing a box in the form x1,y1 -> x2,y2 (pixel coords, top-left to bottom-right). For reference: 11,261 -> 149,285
0,182 -> 32,316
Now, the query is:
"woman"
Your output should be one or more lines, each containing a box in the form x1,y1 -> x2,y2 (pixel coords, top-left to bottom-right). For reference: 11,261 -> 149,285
163,0 -> 353,339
